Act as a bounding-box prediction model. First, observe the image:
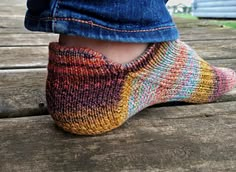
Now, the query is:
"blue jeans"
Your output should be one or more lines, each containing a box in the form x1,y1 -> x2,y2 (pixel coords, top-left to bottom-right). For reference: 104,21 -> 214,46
25,0 -> 179,43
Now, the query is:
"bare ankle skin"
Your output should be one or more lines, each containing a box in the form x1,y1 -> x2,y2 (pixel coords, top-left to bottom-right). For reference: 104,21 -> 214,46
59,34 -> 148,64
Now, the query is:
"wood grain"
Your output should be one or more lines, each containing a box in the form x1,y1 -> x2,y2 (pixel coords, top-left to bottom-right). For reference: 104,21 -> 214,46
0,69 -> 47,118
0,104 -> 236,172
0,34 -> 57,46
0,0 -> 23,5
186,40 -> 236,60
0,5 -> 26,17
0,16 -> 27,34
0,47 -> 48,69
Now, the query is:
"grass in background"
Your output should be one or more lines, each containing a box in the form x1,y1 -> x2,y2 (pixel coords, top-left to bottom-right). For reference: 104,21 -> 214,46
174,13 -> 236,29
174,14 -> 197,20
212,21 -> 236,29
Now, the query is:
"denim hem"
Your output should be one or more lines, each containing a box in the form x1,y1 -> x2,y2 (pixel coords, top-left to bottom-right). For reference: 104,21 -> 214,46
25,15 -> 179,43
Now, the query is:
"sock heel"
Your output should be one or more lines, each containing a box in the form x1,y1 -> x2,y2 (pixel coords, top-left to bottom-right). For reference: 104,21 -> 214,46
46,43 -> 129,135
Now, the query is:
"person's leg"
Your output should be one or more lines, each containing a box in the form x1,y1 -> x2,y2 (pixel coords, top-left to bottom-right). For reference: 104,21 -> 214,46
25,0 -> 236,135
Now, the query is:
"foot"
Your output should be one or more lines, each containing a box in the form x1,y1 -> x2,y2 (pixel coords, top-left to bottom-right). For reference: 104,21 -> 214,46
46,40 -> 236,135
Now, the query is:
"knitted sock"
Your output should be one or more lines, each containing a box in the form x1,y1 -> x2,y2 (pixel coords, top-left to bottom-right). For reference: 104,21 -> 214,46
47,40 -> 236,135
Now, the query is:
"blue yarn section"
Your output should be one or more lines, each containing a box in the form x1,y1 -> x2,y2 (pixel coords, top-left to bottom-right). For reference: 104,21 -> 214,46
170,49 -> 200,101
127,42 -> 180,118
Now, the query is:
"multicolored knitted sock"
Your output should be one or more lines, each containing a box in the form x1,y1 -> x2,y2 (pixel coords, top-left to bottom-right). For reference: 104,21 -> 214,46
47,40 -> 236,135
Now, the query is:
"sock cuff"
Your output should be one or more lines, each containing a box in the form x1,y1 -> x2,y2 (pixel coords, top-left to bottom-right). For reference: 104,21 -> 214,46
49,42 -> 109,68
48,40 -> 185,75
49,42 -> 161,71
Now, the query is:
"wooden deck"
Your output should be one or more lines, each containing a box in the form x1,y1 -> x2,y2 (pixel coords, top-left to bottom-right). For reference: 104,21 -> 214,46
1,1 -> 236,171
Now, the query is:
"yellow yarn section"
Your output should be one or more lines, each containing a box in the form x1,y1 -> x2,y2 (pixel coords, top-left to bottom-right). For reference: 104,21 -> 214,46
185,60 -> 214,103
56,109 -> 122,135
55,73 -> 134,135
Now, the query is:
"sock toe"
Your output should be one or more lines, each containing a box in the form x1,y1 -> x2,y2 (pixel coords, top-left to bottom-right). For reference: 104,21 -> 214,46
210,67 -> 236,101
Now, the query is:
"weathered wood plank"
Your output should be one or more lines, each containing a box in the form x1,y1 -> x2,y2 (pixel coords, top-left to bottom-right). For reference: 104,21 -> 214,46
0,64 -> 236,118
0,5 -> 26,17
174,17 -> 216,28
187,40 -> 236,60
0,17 -> 27,34
0,0 -> 23,5
180,28 -> 236,41
149,100 -> 236,119
174,17 -> 236,40
0,104 -> 236,172
0,34 -> 57,47
207,59 -> 236,70
173,17 -> 234,30
0,47 -> 48,68
0,69 -> 47,117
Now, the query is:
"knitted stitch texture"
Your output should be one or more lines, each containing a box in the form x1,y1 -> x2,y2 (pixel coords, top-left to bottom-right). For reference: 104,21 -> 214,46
47,40 -> 236,135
